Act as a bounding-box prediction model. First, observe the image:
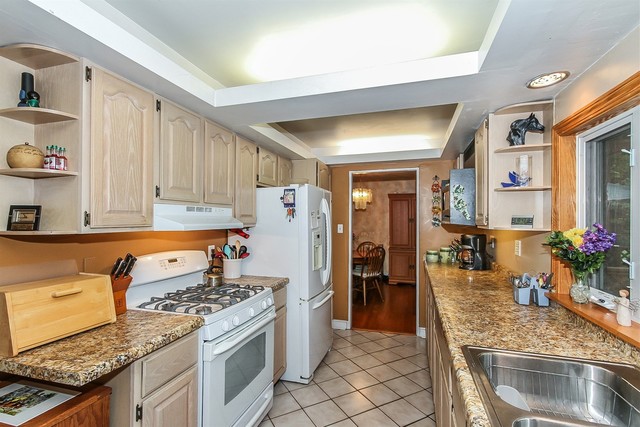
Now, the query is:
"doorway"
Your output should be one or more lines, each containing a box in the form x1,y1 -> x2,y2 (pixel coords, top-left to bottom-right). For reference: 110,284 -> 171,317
348,168 -> 419,335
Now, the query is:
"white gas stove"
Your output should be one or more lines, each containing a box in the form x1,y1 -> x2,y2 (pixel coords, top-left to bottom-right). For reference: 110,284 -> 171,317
128,250 -> 275,427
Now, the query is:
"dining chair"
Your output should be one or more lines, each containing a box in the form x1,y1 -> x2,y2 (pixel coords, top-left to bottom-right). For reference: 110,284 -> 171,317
356,241 -> 377,257
352,246 -> 385,306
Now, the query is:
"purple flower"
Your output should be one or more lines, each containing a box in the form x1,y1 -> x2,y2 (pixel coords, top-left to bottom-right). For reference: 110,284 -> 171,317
579,225 -> 616,255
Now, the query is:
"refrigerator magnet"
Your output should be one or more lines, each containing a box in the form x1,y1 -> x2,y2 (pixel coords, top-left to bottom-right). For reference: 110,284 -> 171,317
282,189 -> 296,207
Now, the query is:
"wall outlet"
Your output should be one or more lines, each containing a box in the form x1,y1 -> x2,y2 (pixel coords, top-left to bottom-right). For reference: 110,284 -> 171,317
515,240 -> 522,256
489,235 -> 496,249
337,224 -> 343,233
207,245 -> 216,261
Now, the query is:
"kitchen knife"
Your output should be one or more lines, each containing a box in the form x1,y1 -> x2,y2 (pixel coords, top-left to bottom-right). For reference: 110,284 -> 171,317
115,253 -> 133,278
110,257 -> 123,276
123,256 -> 137,277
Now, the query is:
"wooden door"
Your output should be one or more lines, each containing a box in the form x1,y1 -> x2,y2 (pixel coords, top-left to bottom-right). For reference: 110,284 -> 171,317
203,120 -> 235,205
317,160 -> 330,190
388,194 -> 416,284
257,146 -> 278,187
388,194 -> 416,249
159,100 -> 202,203
235,136 -> 257,226
475,118 -> 488,226
90,68 -> 154,228
142,366 -> 198,427
274,306 -> 287,382
278,156 -> 293,186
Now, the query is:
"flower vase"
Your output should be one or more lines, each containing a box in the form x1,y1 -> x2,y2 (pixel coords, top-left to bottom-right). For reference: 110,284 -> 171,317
569,269 -> 590,304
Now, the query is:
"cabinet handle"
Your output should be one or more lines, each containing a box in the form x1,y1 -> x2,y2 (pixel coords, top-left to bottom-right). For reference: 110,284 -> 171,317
51,288 -> 82,298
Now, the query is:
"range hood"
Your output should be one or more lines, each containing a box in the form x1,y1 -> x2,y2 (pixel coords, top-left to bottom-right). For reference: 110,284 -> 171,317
153,204 -> 243,231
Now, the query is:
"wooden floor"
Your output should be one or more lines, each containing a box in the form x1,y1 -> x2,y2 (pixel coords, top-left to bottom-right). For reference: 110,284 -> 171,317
351,280 -> 416,334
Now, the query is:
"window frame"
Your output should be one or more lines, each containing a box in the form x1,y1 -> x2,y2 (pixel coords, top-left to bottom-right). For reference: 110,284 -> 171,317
576,106 -> 639,318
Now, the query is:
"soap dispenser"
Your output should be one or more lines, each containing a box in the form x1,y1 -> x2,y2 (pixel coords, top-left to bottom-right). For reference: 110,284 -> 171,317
616,290 -> 632,327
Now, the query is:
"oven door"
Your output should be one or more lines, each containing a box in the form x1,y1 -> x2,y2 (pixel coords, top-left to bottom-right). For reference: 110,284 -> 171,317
202,307 -> 275,427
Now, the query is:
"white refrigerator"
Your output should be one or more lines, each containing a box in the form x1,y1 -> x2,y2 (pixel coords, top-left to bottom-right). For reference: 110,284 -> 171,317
231,184 -> 333,384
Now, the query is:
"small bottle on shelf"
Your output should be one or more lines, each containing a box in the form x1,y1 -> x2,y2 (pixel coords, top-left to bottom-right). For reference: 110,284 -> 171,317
60,147 -> 68,171
44,145 -> 51,169
51,145 -> 59,170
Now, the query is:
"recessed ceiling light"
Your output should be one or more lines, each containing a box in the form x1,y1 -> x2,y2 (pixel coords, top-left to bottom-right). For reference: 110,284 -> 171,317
526,71 -> 570,89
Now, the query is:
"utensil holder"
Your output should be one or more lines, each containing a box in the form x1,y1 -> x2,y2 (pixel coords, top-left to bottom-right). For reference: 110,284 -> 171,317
513,285 -> 531,305
222,259 -> 242,279
532,286 -> 550,307
111,275 -> 132,315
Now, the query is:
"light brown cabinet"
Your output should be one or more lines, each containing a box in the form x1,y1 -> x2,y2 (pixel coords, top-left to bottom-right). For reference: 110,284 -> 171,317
278,156 -> 293,186
291,158 -> 330,190
100,331 -> 198,427
235,136 -> 258,226
273,286 -> 287,382
157,99 -> 203,203
426,271 -> 466,427
257,146 -> 278,187
89,67 -> 155,229
388,193 -> 416,284
203,120 -> 235,206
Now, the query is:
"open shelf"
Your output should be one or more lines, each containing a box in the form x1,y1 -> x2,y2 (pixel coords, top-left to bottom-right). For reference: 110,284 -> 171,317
0,107 -> 79,124
0,43 -> 78,69
494,143 -> 551,154
494,186 -> 551,192
0,168 -> 78,179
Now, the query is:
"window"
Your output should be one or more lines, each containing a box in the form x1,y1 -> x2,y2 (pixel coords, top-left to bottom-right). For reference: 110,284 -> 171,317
577,107 -> 638,317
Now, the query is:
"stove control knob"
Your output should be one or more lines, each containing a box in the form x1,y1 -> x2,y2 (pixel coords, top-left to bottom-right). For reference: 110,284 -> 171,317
222,320 -> 230,331
267,297 -> 273,306
232,316 -> 240,326
249,307 -> 255,317
261,300 -> 267,309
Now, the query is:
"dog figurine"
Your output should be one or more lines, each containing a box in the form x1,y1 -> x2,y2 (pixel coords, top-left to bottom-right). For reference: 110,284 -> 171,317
507,113 -> 545,146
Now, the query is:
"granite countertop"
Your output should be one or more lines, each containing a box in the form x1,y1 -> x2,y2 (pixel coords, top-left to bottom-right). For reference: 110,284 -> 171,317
228,275 -> 289,291
0,310 -> 203,387
424,262 -> 640,427
0,275 -> 288,388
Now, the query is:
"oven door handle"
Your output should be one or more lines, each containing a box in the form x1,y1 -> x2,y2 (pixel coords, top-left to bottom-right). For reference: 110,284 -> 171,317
206,310 -> 275,358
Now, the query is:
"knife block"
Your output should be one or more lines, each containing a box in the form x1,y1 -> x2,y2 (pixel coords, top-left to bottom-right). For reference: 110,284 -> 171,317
111,275 -> 132,315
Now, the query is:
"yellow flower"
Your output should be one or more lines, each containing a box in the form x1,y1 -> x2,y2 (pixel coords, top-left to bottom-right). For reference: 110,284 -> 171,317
563,228 -> 586,247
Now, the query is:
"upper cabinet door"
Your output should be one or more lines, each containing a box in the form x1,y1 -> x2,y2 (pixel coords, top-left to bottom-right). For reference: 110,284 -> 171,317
203,120 -> 235,206
278,156 -> 293,186
90,68 -> 154,228
159,100 -> 203,203
388,193 -> 416,249
474,119 -> 488,227
257,146 -> 278,187
317,160 -> 330,191
235,136 -> 257,226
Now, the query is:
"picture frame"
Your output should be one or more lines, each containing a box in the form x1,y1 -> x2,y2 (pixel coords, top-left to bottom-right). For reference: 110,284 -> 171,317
0,380 -> 79,426
7,205 -> 41,231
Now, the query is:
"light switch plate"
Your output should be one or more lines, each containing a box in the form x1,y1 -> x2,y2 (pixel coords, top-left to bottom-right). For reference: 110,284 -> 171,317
337,224 -> 343,233
515,240 -> 522,256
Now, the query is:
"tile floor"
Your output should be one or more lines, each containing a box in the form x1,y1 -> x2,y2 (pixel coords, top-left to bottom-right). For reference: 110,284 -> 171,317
259,329 -> 436,427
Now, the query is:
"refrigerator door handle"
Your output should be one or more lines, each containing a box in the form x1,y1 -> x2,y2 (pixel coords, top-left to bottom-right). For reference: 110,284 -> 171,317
312,290 -> 334,310
320,197 -> 332,286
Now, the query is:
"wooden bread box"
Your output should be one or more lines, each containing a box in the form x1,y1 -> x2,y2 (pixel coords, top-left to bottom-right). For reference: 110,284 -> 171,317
0,274 -> 116,357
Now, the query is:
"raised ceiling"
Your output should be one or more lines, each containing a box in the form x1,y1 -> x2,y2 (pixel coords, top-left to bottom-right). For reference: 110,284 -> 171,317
0,0 -> 637,165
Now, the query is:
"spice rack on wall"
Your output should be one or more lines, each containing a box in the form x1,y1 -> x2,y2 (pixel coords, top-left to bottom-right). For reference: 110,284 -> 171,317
0,44 -> 82,233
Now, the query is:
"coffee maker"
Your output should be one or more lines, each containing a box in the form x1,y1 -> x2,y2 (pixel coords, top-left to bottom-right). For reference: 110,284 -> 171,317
459,234 -> 489,270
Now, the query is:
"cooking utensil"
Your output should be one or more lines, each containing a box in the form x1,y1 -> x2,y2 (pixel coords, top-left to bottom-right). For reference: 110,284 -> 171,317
222,244 -> 232,259
238,245 -> 247,257
203,272 -> 222,287
230,228 -> 250,239
235,240 -> 241,257
239,252 -> 250,259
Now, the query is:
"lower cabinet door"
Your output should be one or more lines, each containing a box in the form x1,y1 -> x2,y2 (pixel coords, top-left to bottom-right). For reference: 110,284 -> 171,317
388,249 -> 416,284
142,366 -> 198,427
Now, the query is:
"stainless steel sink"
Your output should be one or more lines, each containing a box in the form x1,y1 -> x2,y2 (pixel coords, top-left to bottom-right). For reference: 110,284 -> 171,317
462,346 -> 640,426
